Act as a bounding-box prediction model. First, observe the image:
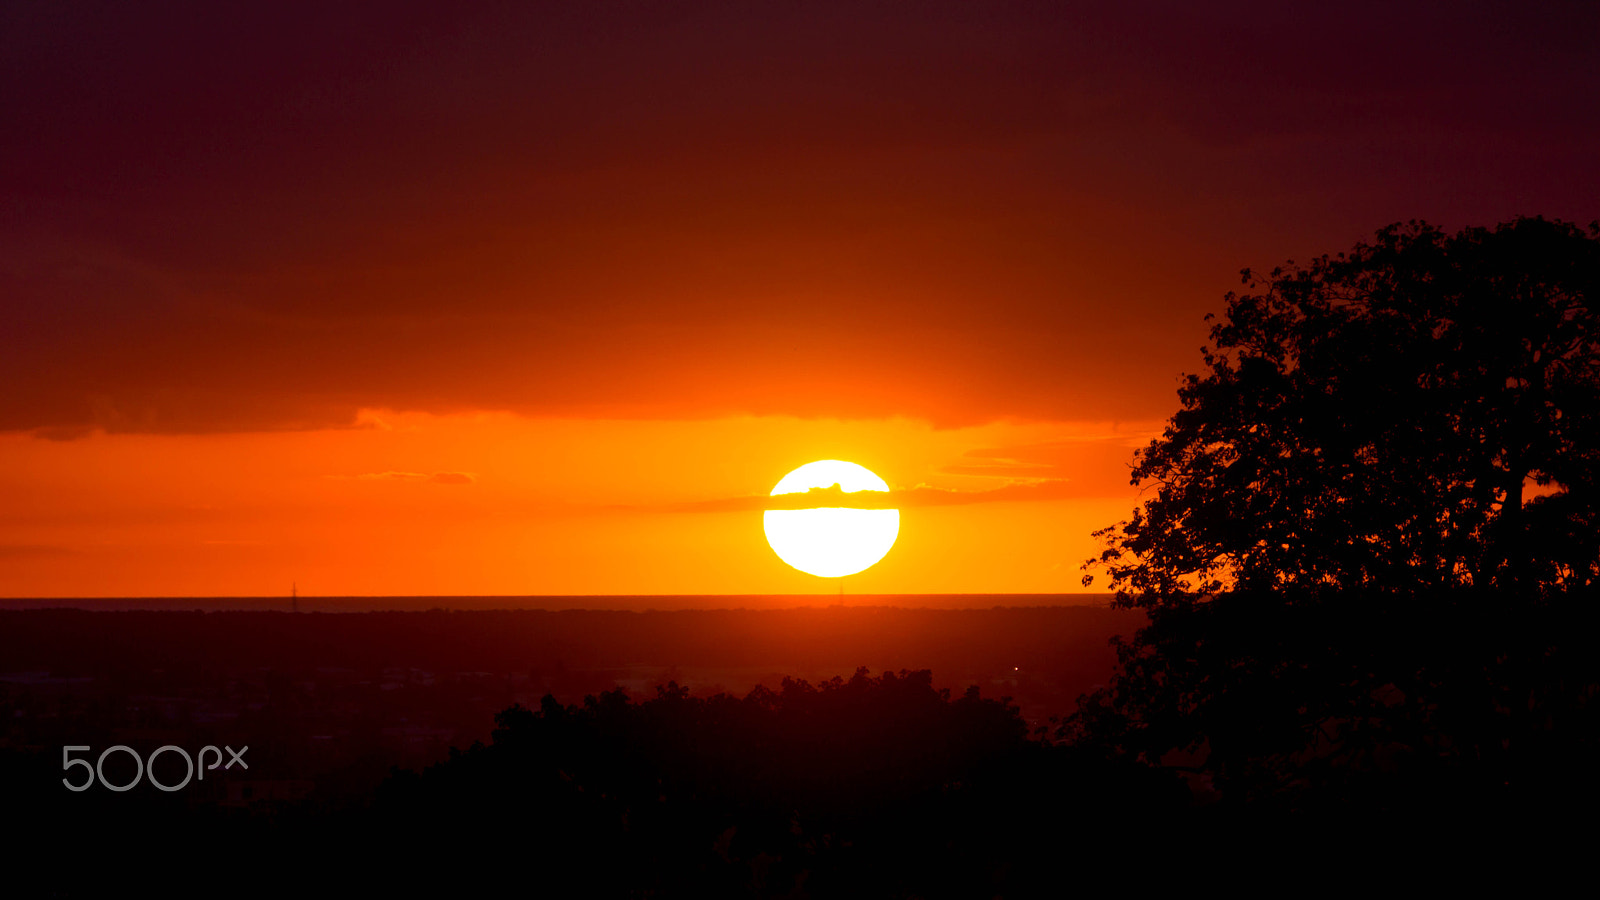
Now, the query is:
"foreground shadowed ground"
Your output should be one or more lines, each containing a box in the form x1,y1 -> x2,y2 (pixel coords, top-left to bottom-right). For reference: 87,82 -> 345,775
4,592 -> 1594,894
12,666 -> 1181,896
3,607 -> 1157,896
13,651 -> 1586,896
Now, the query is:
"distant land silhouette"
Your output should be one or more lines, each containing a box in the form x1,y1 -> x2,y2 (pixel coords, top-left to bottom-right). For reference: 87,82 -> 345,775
0,605 -> 1138,727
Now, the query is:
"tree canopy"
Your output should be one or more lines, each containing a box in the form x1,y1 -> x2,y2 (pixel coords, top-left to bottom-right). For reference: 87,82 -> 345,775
1086,217 -> 1600,602
1069,218 -> 1600,813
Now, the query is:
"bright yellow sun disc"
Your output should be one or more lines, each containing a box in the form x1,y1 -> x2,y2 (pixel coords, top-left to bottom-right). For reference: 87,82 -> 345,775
763,460 -> 899,578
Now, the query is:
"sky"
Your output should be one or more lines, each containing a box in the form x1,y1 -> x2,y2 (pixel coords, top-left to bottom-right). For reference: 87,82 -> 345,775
3,1 -> 1598,597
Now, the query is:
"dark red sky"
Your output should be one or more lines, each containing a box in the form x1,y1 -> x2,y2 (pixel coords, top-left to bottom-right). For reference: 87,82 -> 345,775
6,0 -> 1599,435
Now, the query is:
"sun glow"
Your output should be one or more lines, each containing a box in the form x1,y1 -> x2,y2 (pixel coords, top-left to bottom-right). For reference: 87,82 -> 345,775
763,460 -> 899,578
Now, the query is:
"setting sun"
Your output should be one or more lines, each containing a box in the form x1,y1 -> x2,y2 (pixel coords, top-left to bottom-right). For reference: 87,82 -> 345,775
764,460 -> 900,578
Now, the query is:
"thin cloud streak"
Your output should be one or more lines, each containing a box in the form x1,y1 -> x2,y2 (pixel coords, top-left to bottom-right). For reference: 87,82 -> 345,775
0,544 -> 75,560
329,471 -> 476,484
659,479 -> 1093,513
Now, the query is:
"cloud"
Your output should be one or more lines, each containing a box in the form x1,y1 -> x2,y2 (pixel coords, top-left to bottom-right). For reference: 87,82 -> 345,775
940,438 -> 1150,493
663,479 -> 1091,513
336,471 -> 476,484
0,544 -> 74,560
30,425 -> 99,442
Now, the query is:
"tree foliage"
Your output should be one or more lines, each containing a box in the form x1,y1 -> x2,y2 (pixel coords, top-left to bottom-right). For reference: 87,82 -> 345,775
1087,217 -> 1600,601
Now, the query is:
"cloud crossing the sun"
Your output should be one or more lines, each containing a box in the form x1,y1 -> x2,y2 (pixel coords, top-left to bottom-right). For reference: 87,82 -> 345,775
659,480 -> 1091,513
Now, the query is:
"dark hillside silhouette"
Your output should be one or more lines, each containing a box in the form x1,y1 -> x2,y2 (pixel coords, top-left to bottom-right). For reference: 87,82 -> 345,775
1074,218 -> 1600,821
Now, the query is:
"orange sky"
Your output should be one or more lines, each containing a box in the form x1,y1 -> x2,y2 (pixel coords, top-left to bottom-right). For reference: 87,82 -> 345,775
0,411 -> 1158,596
3,3 -> 1598,596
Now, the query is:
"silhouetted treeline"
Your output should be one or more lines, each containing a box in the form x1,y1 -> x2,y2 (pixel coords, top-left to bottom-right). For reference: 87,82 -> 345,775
11,667 -> 1185,896
11,653 -> 1582,895
341,670 -> 1191,896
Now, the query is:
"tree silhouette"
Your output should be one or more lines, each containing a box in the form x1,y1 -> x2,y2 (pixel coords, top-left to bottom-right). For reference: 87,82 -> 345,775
1086,217 -> 1600,600
1072,218 -> 1600,818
